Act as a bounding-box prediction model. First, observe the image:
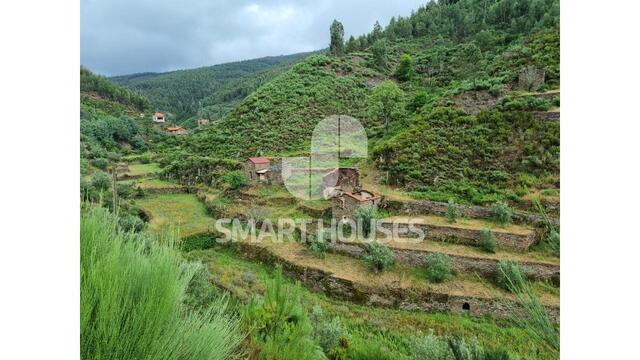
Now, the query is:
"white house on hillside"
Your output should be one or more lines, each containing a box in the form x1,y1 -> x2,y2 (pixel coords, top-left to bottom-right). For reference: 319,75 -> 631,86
152,112 -> 165,123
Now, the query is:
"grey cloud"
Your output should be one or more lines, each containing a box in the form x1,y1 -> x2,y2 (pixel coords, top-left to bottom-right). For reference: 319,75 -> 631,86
81,0 -> 426,76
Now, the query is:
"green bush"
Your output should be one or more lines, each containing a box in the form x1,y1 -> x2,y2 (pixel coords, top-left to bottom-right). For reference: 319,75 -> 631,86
181,233 -> 216,252
496,260 -> 526,292
90,157 -> 109,170
308,234 -> 329,258
140,154 -> 152,164
410,331 -> 453,360
81,207 -> 242,360
118,213 -> 146,233
223,170 -> 247,190
242,267 -> 324,360
426,253 -> 453,283
490,202 -> 513,225
355,206 -> 378,237
117,183 -> 134,199
363,241 -> 395,272
91,170 -> 111,191
479,229 -> 497,253
182,261 -> 221,313
311,305 -> 348,357
445,198 -> 460,223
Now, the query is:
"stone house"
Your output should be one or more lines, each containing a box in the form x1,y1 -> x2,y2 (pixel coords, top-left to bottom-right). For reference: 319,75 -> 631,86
197,118 -> 209,127
322,167 -> 360,193
166,126 -> 188,135
244,157 -> 284,185
153,112 -> 165,123
331,190 -> 380,221
245,157 -> 271,183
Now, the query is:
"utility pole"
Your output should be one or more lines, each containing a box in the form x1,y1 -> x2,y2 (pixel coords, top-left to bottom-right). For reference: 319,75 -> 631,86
112,164 -> 118,216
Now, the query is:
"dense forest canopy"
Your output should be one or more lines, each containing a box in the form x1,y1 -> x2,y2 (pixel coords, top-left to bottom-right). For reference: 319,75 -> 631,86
111,52 -> 313,123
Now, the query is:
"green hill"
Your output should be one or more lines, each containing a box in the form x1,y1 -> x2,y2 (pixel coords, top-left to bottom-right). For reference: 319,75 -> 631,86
156,0 -> 559,205
111,52 -> 313,124
80,68 -> 156,162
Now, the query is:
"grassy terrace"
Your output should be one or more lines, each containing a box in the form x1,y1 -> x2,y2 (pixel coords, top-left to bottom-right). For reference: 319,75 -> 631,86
382,215 -> 533,235
226,236 -> 559,306
186,246 -> 559,359
136,178 -> 183,190
124,163 -> 161,177
137,193 -> 214,237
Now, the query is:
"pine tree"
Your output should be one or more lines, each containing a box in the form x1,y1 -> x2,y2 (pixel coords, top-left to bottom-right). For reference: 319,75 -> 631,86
329,20 -> 344,56
395,53 -> 415,81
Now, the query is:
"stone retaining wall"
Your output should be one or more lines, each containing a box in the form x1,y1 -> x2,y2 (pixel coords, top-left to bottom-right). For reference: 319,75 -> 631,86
381,198 -> 559,227
377,221 -> 536,252
327,241 -> 559,284
233,242 -> 559,321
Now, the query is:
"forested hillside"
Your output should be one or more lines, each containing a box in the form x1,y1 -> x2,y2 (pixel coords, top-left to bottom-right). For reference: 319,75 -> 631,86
111,52 -> 312,125
154,0 -> 559,205
80,68 -> 157,167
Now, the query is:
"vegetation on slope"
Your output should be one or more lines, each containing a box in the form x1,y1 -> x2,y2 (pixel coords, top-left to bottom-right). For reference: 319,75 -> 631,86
111,53 -> 312,123
80,207 -> 242,359
149,0 -> 559,205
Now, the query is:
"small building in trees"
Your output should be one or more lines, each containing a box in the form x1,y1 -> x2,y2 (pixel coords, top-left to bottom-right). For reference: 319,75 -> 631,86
152,112 -> 165,123
165,126 -> 188,135
197,118 -> 210,127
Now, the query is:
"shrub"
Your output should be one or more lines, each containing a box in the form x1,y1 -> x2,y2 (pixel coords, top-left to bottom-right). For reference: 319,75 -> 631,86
91,170 -> 111,191
490,202 -> 513,225
242,267 -> 324,360
182,261 -> 221,313
311,306 -> 348,356
363,241 -> 395,272
181,233 -> 216,252
117,183 -> 134,199
496,260 -> 526,292
308,234 -> 329,258
81,207 -> 242,360
355,206 -> 378,237
447,336 -> 485,360
548,230 -> 560,257
118,213 -> 146,233
410,331 -> 452,360
445,198 -> 460,223
479,229 -> 497,253
140,154 -> 152,164
90,157 -> 109,170
426,253 -> 453,283
222,170 -> 247,190
106,151 -> 121,162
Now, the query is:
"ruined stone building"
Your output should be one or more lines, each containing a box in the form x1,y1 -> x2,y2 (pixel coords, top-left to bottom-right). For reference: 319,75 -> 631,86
244,157 -> 283,185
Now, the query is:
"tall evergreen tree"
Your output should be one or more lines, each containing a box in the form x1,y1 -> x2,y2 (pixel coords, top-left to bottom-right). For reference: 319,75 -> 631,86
329,19 -> 345,56
345,35 -> 358,53
371,39 -> 388,70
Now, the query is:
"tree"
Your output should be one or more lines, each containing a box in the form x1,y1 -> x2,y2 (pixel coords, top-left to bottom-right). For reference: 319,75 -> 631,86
368,81 -> 405,132
345,35 -> 357,53
395,53 -> 415,81
371,39 -> 388,70
329,19 -> 344,56
372,20 -> 383,41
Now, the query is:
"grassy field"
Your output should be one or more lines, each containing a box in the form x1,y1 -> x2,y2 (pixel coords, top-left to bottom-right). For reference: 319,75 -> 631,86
186,246 -> 559,359
125,163 -> 161,177
136,193 -> 215,237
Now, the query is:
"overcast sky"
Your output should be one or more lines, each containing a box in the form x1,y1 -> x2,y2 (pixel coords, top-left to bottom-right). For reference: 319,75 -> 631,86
81,0 -> 427,76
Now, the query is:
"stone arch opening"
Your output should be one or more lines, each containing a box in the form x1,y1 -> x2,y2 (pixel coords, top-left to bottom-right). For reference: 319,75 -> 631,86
462,302 -> 470,312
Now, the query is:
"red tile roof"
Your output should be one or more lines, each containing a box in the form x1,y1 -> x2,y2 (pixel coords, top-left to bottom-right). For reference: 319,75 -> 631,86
166,127 -> 185,131
248,156 -> 270,164
154,112 -> 164,117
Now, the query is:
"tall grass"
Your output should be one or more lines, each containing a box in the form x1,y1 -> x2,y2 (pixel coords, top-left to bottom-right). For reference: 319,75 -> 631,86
498,264 -> 560,355
81,207 -> 242,359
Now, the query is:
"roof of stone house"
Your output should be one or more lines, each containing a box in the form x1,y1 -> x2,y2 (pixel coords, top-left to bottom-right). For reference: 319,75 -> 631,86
166,127 -> 185,131
248,156 -> 270,164
154,112 -> 164,117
